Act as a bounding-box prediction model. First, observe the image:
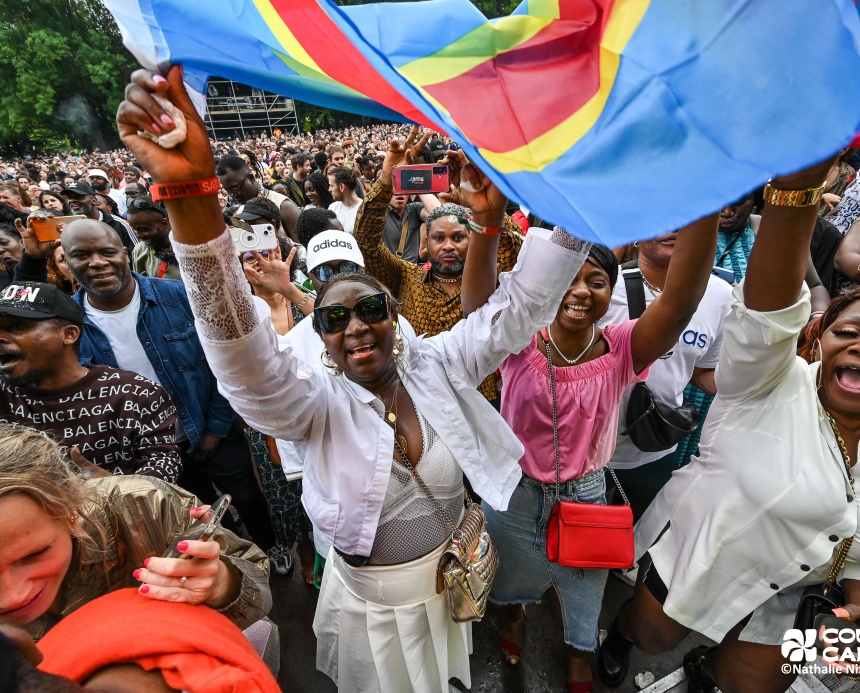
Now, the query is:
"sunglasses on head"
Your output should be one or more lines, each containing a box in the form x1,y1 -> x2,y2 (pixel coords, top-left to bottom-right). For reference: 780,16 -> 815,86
127,197 -> 165,215
314,292 -> 388,334
312,260 -> 359,283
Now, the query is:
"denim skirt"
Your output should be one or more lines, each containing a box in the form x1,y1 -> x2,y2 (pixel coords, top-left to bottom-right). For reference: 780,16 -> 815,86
483,469 -> 609,651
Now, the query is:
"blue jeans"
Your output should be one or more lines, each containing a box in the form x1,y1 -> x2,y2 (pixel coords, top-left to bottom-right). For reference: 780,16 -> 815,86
483,470 -> 609,651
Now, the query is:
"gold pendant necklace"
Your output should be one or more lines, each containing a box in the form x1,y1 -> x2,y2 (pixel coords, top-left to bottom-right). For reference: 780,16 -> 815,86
384,379 -> 408,454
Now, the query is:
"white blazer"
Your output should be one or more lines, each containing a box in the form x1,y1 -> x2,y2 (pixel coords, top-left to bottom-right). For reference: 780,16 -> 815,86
636,282 -> 860,644
191,232 -> 588,557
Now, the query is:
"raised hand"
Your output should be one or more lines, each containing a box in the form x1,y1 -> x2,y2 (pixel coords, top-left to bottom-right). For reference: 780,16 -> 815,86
379,125 -> 419,186
116,66 -> 214,184
243,246 -> 307,304
457,156 -> 507,227
15,214 -> 61,260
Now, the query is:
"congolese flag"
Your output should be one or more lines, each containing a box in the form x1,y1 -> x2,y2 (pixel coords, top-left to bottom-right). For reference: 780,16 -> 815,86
105,0 -> 860,245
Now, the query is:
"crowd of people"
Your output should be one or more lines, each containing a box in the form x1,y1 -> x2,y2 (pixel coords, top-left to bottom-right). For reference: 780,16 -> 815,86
2,63 -> 860,693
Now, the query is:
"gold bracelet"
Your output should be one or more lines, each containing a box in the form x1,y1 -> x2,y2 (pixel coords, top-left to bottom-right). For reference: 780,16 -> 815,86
762,181 -> 825,207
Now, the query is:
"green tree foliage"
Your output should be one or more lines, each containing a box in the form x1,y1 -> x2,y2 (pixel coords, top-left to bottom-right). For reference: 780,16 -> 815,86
0,0 -> 137,153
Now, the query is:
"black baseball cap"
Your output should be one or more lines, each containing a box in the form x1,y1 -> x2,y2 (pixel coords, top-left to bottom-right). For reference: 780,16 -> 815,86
428,138 -> 446,153
0,282 -> 84,324
234,198 -> 280,223
62,181 -> 96,197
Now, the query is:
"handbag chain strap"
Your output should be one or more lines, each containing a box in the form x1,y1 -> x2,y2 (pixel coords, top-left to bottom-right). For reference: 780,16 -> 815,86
393,437 -> 458,535
543,336 -> 630,506
825,413 -> 855,589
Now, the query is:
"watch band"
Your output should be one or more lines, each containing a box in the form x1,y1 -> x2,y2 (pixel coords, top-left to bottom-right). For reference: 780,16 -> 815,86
762,182 -> 825,207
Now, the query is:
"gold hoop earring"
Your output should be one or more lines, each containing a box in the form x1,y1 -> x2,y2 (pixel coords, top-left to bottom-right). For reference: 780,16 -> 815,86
392,324 -> 405,367
321,348 -> 342,376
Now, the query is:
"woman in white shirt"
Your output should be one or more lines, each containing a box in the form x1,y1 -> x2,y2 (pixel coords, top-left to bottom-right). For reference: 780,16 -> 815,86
117,66 -> 591,693
597,156 -> 859,693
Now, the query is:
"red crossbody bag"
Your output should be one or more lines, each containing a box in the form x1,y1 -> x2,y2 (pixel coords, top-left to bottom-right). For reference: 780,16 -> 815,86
541,330 -> 635,569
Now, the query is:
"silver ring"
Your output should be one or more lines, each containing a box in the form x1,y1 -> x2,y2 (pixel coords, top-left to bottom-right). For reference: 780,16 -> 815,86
179,576 -> 188,584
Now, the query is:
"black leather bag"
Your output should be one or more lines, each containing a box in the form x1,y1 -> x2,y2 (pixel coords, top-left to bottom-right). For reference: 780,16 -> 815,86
619,262 -> 699,452
620,382 -> 699,452
794,581 -> 846,631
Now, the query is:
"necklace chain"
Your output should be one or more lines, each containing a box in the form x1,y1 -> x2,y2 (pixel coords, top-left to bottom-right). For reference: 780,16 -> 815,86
547,323 -> 596,365
642,275 -> 663,294
432,272 -> 461,284
826,412 -> 855,482
824,412 -> 856,591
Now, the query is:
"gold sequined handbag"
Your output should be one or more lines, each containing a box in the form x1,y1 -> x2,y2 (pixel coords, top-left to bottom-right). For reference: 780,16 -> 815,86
393,440 -> 499,622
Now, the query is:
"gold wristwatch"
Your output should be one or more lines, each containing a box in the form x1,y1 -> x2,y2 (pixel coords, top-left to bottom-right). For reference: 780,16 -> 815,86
762,181 -> 825,207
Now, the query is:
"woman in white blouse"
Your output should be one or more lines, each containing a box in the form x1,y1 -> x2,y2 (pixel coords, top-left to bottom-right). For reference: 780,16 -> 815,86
596,156 -> 858,693
117,66 -> 592,693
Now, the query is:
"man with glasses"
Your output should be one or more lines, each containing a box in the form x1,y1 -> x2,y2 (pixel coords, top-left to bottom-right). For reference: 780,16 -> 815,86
215,154 -> 300,242
127,197 -> 180,280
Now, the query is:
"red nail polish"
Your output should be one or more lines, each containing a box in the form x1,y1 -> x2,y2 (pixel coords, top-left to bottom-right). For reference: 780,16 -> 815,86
151,122 -> 162,134
177,541 -> 189,552
133,569 -> 142,580
143,557 -> 151,568
191,506 -> 203,512
160,113 -> 174,126
139,584 -> 150,594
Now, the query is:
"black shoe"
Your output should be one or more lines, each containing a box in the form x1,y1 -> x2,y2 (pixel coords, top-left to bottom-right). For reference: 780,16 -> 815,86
596,618 -> 633,687
683,645 -> 718,693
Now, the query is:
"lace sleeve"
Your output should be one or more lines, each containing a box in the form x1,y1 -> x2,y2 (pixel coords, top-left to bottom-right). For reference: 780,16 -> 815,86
171,229 -> 259,341
551,226 -> 593,255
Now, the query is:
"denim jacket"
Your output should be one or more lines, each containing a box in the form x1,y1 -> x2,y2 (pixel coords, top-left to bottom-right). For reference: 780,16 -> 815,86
74,274 -> 235,450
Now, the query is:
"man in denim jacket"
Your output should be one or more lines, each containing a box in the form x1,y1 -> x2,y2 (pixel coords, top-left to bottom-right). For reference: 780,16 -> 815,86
60,219 -> 275,552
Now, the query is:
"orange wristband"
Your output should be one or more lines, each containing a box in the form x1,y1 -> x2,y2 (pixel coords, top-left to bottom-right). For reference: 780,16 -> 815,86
150,176 -> 221,201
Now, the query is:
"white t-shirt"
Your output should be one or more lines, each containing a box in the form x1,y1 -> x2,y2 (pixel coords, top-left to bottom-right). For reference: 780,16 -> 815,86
600,273 -> 734,469
328,200 -> 361,234
86,281 -> 161,387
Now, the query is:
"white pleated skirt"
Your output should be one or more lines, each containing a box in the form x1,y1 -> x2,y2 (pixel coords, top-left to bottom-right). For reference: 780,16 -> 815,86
313,540 -> 473,692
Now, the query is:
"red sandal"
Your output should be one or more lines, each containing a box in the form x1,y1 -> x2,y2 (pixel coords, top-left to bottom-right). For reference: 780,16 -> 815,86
500,637 -> 522,666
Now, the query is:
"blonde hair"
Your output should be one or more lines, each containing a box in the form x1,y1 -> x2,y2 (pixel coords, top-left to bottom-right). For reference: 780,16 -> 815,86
0,424 -> 93,540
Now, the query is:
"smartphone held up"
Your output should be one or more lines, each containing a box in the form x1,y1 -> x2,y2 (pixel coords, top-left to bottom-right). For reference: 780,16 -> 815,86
162,494 -> 232,560
30,215 -> 85,242
392,164 -> 450,195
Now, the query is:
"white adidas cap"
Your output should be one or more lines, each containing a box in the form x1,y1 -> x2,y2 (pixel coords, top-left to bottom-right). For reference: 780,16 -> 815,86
306,230 -> 365,272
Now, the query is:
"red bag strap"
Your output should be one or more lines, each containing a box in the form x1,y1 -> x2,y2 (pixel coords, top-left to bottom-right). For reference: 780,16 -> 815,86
542,335 -> 629,505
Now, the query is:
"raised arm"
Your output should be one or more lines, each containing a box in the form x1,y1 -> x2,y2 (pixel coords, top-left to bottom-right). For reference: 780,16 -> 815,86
630,214 -> 719,374
457,153 -> 508,315
117,67 -> 320,441
434,229 -> 591,387
352,129 -> 422,296
743,159 -> 836,311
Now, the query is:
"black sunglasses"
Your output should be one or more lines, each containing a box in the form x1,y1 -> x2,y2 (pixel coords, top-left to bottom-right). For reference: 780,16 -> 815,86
127,197 -> 165,215
314,292 -> 388,334
312,260 -> 360,283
